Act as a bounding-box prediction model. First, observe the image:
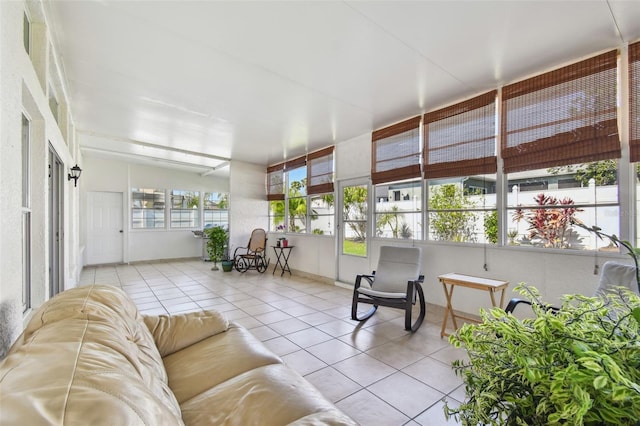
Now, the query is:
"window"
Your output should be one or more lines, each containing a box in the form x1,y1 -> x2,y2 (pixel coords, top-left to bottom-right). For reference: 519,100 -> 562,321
285,156 -> 307,233
170,190 -> 200,228
203,192 -> 229,229
307,147 -> 335,235
375,179 -> 422,240
23,11 -> 30,54
21,114 -> 31,312
132,188 -> 165,229
502,51 -> 620,250
424,91 -> 498,243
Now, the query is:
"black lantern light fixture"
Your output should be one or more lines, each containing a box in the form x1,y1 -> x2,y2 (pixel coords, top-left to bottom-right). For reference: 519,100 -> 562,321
68,164 -> 82,187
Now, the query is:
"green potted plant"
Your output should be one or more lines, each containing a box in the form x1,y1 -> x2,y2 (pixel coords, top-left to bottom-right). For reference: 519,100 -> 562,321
446,284 -> 640,425
204,226 -> 228,271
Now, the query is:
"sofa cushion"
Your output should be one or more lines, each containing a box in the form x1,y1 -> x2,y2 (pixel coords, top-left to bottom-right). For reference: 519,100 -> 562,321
179,364 -> 356,426
0,285 -> 183,425
143,310 -> 229,357
163,323 -> 282,404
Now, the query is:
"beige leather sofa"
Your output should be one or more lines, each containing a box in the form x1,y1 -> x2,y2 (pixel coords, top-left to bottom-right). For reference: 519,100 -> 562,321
0,285 -> 356,425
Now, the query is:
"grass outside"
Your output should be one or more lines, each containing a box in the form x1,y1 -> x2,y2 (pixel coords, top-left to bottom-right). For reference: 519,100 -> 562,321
343,239 -> 366,256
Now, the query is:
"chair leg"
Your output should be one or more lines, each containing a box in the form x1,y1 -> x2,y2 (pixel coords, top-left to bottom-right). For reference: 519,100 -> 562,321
405,281 -> 426,332
351,276 -> 378,322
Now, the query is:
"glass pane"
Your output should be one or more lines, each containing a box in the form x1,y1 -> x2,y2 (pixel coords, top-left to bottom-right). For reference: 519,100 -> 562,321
288,196 -> 307,233
269,200 -> 285,232
507,162 -> 619,250
170,209 -> 200,228
637,164 -> 640,248
375,180 -> 422,239
310,194 -> 334,235
287,166 -> 307,196
204,210 -> 228,229
23,12 -> 30,53
22,114 -> 30,208
204,192 -> 228,209
171,190 -> 199,208
342,185 -> 367,256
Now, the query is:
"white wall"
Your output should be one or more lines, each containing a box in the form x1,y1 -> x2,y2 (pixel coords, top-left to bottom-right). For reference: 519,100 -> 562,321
1,0 -> 81,351
228,160 -> 268,253
81,153 -> 229,264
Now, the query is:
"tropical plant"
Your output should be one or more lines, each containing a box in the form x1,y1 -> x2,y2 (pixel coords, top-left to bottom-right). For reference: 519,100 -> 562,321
376,205 -> 401,238
204,226 -> 228,270
484,210 -> 498,244
446,284 -> 640,426
513,193 -> 582,248
429,184 -> 477,242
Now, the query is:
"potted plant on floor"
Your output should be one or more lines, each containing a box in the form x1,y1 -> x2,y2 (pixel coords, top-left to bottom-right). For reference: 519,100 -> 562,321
204,226 -> 228,271
221,245 -> 234,272
445,284 -> 640,425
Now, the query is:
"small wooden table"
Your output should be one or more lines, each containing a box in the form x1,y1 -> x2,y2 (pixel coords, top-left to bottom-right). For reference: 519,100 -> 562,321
438,273 -> 509,338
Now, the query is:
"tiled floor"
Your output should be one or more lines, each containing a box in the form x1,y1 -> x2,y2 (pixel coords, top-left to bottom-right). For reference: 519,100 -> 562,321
80,258 -> 466,425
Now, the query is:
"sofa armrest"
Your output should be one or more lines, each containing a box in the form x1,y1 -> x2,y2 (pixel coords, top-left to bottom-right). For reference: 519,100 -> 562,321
143,310 -> 229,357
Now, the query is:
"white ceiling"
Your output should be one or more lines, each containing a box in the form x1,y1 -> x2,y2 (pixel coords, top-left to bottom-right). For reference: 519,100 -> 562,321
46,0 -> 640,176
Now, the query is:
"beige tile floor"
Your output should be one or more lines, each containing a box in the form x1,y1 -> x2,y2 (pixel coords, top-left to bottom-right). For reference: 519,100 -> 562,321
80,258 -> 467,425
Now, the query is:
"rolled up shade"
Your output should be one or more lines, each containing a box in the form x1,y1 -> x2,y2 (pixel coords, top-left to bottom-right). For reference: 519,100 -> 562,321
307,146 -> 334,194
424,90 -> 497,179
266,163 -> 285,201
501,50 -> 620,173
371,116 -> 422,185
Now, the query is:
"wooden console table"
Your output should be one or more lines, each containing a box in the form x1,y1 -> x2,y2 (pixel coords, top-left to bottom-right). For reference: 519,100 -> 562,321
438,273 -> 509,338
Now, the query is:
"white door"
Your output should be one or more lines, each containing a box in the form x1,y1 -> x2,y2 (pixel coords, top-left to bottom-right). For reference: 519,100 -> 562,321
86,192 -> 123,265
337,178 -> 370,285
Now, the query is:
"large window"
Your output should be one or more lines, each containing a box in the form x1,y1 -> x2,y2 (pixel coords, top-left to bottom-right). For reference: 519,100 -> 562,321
21,114 -> 31,312
502,51 -> 620,250
170,190 -> 199,228
132,188 -> 165,229
375,180 -> 422,239
286,157 -> 307,233
424,91 -> 498,243
203,192 -> 229,229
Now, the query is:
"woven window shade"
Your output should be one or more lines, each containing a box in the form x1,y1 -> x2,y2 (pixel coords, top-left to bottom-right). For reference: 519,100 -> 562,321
501,50 -> 620,173
371,116 -> 422,185
284,155 -> 306,172
630,41 -> 640,162
266,163 -> 285,201
424,91 -> 497,179
307,146 -> 334,194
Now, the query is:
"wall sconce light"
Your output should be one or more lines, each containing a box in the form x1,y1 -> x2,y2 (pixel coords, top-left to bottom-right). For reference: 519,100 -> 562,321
68,164 -> 82,187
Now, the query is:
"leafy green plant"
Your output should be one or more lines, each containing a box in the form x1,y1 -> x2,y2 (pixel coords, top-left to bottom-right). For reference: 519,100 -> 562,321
484,210 -> 498,244
429,184 -> 477,242
204,226 -> 228,270
446,284 -> 640,426
513,193 -> 582,248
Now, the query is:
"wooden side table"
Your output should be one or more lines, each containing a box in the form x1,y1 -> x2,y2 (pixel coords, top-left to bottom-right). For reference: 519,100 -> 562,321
272,246 -> 294,276
438,273 -> 509,338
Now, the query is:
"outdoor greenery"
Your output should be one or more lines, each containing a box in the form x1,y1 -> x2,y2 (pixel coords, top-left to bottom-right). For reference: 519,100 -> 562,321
429,184 -> 477,242
343,239 -> 366,256
447,284 -> 640,425
513,193 -> 582,248
484,210 -> 498,244
343,186 -> 367,242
